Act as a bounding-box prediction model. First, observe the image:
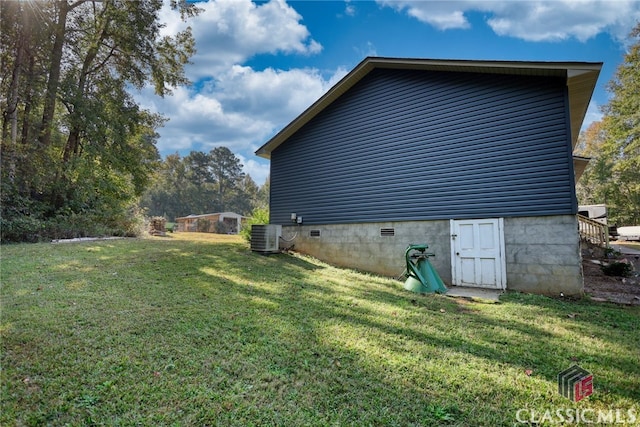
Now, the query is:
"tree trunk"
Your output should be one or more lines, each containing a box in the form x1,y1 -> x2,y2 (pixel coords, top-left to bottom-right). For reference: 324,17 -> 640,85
63,0 -> 110,163
1,3 -> 28,182
38,0 -> 69,147
20,56 -> 35,146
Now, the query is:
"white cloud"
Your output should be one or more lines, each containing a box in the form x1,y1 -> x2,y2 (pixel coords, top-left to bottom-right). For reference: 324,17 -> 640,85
138,84 -> 273,155
135,66 -> 347,181
159,0 -> 322,79
344,0 -> 356,17
376,1 -> 482,30
237,154 -> 271,186
377,1 -> 640,42
354,41 -> 378,58
215,65 -> 346,123
137,0 -> 338,182
410,5 -> 470,30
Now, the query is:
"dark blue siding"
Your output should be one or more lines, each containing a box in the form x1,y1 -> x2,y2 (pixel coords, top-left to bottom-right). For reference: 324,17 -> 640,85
270,69 -> 574,225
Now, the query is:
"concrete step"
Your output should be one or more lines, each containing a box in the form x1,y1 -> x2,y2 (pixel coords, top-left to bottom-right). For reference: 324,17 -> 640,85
444,286 -> 502,302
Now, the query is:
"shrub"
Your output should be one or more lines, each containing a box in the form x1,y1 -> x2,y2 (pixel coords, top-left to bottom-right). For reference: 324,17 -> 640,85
604,247 -> 622,258
0,199 -> 146,243
0,186 -> 46,243
239,207 -> 269,242
0,215 -> 44,243
601,261 -> 633,277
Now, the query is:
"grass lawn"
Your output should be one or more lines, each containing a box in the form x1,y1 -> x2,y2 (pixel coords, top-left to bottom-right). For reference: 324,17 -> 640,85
2,233 -> 639,426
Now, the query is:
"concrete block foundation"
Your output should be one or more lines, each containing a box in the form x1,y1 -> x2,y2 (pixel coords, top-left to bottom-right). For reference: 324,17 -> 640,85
503,215 -> 583,296
279,215 -> 583,296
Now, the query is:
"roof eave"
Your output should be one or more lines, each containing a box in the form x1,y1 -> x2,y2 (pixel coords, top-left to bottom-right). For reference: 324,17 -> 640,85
567,68 -> 602,149
573,155 -> 591,182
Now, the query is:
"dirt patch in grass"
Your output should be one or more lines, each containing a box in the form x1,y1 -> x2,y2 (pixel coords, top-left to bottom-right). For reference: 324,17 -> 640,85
582,244 -> 640,305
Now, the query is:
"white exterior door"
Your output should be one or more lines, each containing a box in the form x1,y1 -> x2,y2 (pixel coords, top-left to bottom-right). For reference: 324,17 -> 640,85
450,218 -> 506,289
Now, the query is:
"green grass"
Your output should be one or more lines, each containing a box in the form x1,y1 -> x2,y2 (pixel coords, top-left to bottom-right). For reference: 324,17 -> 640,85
2,233 -> 639,426
615,241 -> 640,251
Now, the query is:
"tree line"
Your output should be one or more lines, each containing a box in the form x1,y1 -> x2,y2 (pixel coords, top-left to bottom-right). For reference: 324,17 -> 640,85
0,0 -> 198,242
139,147 -> 269,221
575,23 -> 640,226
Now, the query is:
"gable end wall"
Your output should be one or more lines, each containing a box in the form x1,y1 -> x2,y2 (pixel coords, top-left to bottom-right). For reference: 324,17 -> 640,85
270,69 -> 574,226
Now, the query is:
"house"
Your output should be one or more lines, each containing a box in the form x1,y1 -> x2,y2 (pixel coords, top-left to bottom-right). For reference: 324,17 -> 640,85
255,57 -> 602,296
175,212 -> 247,234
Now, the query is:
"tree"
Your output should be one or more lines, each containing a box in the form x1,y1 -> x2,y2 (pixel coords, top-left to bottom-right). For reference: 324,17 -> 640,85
576,22 -> 640,226
185,151 -> 214,187
139,148 -> 261,220
257,175 -> 270,208
209,146 -> 245,211
184,151 -> 217,212
0,0 -> 199,241
38,0 -> 82,148
600,22 -> 640,225
575,121 -> 612,206
140,152 -> 192,220
1,1 -> 54,183
234,174 -> 260,215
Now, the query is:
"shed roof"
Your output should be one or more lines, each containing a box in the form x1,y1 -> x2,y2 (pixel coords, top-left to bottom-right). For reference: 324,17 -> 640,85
255,57 -> 602,159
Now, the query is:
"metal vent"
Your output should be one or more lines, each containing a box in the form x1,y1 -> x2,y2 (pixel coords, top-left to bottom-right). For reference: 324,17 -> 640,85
309,229 -> 321,237
380,227 -> 395,237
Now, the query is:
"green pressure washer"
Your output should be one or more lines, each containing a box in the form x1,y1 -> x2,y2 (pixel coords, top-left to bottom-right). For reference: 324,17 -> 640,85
403,244 -> 447,294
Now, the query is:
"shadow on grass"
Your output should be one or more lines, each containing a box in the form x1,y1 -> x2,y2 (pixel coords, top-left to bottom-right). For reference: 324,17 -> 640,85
138,240 -> 640,408
2,237 -> 639,426
125,238 -> 640,402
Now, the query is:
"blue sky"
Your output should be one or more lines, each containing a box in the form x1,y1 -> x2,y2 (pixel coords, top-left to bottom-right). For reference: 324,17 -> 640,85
137,0 -> 640,185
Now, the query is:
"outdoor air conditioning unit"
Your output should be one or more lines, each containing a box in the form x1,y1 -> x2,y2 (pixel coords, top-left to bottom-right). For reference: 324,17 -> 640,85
250,224 -> 282,253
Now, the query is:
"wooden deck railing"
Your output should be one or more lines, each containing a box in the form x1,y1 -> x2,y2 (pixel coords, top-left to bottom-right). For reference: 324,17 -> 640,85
578,214 -> 609,248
